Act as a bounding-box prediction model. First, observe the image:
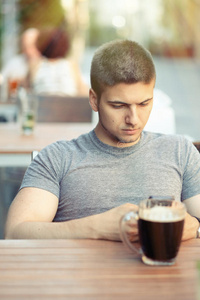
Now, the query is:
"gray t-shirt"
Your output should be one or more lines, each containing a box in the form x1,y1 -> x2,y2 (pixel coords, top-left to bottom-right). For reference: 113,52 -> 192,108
21,130 -> 200,222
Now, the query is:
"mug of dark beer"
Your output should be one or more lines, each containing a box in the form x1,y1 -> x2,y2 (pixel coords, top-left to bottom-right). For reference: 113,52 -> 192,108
120,197 -> 186,266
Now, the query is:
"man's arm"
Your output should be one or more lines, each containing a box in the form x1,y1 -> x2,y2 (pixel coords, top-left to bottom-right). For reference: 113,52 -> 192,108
4,187 -> 138,240
182,194 -> 200,240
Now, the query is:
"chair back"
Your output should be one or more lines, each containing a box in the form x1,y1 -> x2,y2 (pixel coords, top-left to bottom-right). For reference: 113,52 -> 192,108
36,95 -> 92,123
31,151 -> 39,160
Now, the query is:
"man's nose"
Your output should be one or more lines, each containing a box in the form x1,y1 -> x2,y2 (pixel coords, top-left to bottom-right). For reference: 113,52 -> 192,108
125,106 -> 139,125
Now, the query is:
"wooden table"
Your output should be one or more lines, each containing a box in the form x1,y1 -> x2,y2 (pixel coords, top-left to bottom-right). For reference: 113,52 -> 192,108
0,239 -> 199,300
0,122 -> 94,166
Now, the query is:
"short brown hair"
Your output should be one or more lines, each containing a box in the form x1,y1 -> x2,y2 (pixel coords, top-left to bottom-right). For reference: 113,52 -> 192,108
90,39 -> 156,98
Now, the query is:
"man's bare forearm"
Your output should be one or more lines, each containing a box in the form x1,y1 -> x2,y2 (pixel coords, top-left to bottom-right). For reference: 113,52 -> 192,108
5,203 -> 139,241
5,215 -> 100,240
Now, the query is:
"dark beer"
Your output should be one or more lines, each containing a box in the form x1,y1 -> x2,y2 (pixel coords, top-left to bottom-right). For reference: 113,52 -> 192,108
138,218 -> 184,261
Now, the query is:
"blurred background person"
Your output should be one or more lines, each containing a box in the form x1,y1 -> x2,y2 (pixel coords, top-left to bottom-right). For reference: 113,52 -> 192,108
28,27 -> 88,96
0,28 -> 41,101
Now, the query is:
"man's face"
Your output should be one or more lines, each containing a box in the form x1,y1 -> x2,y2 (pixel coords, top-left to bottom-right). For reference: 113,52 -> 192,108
90,81 -> 155,147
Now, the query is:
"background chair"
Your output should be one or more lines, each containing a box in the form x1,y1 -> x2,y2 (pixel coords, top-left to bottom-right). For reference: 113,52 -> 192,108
0,166 -> 27,239
36,95 -> 92,123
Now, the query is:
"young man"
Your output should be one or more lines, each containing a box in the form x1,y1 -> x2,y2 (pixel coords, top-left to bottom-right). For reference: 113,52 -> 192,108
5,40 -> 200,240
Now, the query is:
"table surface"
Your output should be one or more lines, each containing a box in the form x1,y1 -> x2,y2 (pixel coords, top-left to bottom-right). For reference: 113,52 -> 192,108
0,239 -> 199,300
0,122 -> 94,154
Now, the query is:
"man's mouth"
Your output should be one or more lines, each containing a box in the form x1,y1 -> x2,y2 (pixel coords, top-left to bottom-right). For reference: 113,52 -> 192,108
122,128 -> 139,134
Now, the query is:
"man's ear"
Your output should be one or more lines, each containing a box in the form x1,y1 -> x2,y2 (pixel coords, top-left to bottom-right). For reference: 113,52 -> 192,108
89,88 -> 98,112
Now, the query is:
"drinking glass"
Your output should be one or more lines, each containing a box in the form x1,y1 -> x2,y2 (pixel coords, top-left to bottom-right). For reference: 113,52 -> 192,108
18,88 -> 37,135
120,197 -> 186,266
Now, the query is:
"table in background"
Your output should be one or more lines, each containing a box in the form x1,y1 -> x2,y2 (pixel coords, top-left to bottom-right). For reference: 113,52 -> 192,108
0,239 -> 199,300
0,122 -> 94,166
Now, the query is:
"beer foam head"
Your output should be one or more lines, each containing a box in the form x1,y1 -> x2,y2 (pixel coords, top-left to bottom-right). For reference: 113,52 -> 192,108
140,206 -> 185,222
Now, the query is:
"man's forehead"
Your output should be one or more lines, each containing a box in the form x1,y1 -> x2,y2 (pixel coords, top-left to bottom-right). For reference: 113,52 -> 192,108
100,81 -> 154,102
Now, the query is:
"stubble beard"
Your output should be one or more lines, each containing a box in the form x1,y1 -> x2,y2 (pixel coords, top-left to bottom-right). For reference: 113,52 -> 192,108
98,114 -> 141,146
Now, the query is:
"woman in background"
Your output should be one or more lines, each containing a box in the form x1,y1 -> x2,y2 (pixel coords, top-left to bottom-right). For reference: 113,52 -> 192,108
29,28 -> 88,96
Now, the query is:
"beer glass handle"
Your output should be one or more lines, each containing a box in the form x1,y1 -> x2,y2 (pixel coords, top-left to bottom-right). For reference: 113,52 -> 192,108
120,211 -> 141,254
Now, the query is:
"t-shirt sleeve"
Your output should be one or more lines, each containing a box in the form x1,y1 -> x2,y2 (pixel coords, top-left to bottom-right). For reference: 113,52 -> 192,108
181,137 -> 200,201
20,141 -> 68,198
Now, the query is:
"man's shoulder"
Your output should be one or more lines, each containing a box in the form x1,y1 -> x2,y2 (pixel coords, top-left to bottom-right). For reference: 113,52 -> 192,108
144,131 -> 186,141
45,131 -> 94,152
143,131 -> 191,149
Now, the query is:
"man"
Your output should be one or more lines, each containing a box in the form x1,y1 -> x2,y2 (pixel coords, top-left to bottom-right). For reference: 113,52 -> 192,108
4,40 -> 200,240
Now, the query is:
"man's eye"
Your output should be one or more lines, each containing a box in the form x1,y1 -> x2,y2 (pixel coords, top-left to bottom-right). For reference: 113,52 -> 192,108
112,104 -> 124,108
140,101 -> 149,106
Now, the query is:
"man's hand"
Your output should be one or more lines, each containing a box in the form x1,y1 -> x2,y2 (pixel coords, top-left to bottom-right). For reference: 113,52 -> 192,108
182,213 -> 199,241
92,203 -> 139,241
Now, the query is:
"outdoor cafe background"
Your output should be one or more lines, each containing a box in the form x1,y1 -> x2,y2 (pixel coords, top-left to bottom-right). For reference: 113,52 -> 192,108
0,0 -> 200,238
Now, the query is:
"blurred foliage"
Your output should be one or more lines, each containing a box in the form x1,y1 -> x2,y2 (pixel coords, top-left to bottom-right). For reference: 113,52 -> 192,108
88,8 -> 118,47
1,0 -> 199,62
150,0 -> 198,57
18,0 -> 67,32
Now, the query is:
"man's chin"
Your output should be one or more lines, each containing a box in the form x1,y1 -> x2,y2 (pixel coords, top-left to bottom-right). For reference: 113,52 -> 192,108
117,135 -> 141,147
